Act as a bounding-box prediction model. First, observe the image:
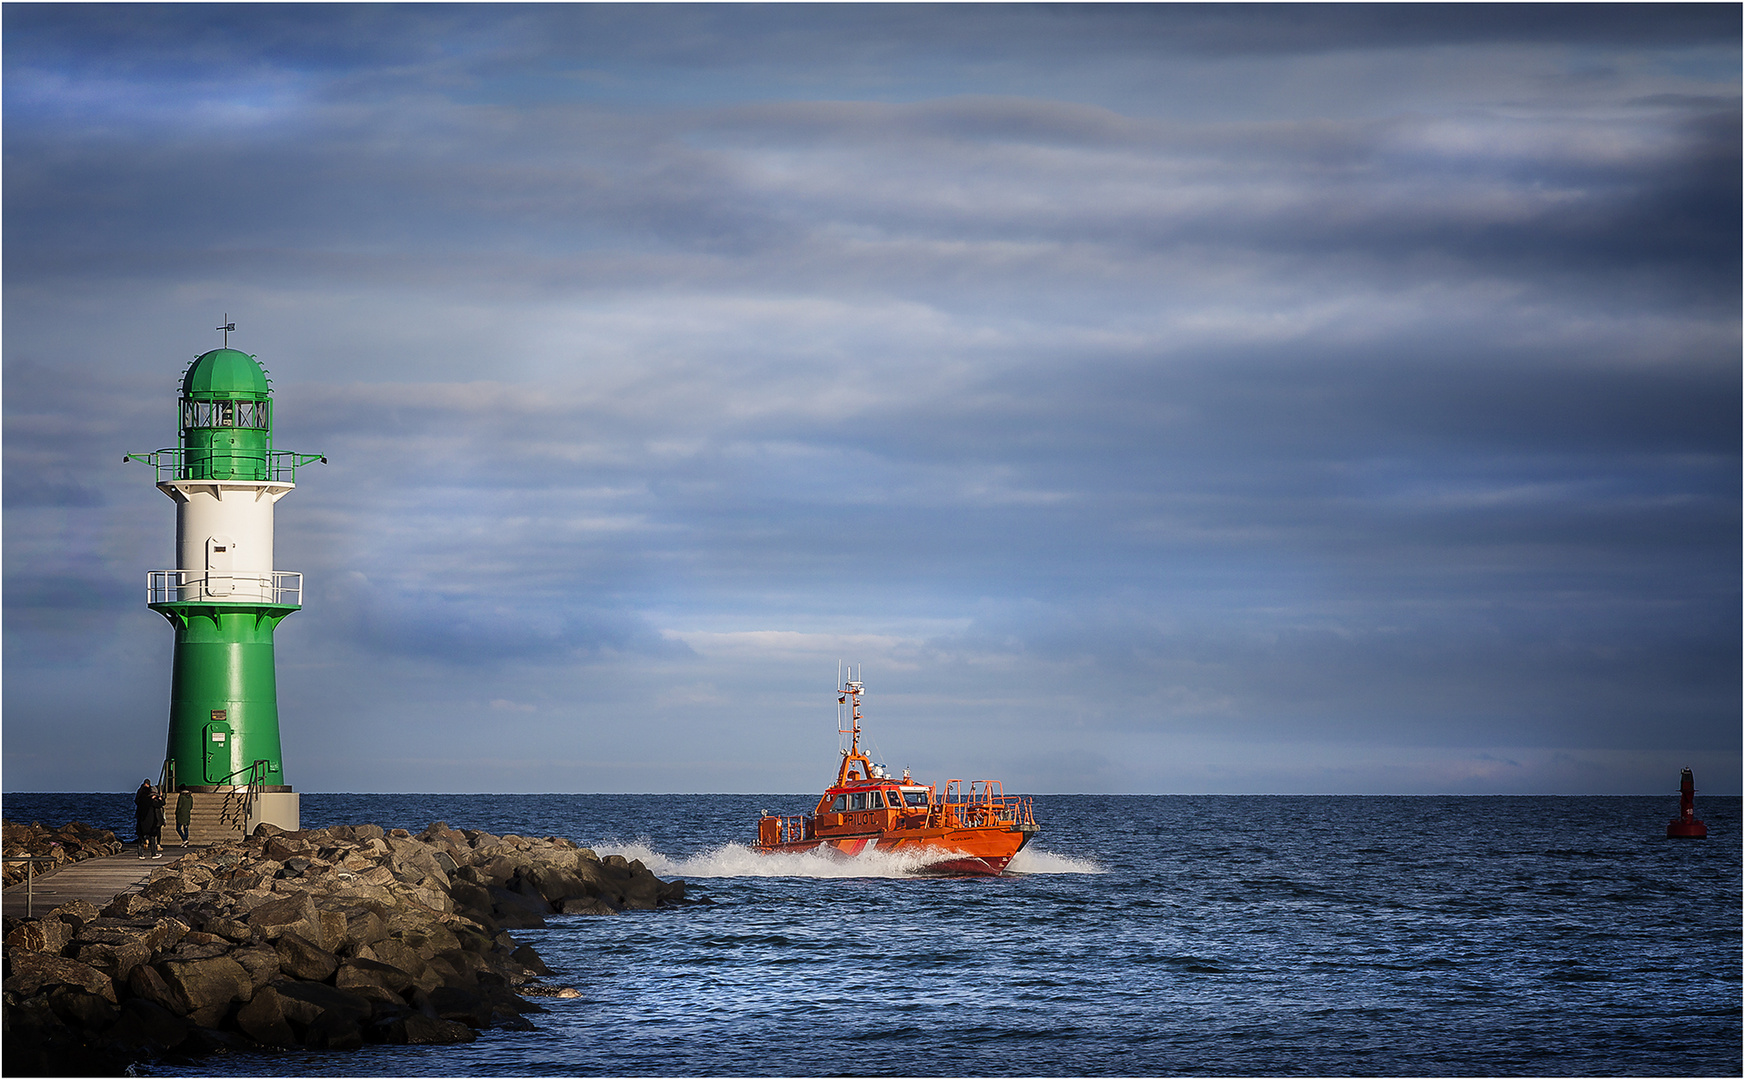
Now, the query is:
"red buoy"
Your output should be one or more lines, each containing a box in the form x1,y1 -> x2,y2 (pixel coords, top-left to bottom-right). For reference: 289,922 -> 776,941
1666,767 -> 1708,839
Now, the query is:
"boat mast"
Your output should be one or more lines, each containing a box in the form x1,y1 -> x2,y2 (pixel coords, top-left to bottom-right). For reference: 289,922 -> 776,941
836,664 -> 873,786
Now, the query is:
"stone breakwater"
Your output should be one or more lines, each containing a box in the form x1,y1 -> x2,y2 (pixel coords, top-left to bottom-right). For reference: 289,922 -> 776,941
3,820 -> 124,887
2,820 -> 697,1074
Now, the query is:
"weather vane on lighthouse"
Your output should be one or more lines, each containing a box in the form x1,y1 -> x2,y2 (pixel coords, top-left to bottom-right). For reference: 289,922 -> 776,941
125,328 -> 326,839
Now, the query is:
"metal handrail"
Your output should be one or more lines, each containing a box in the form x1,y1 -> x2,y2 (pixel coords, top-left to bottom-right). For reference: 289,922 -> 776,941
203,759 -> 270,788
147,569 -> 302,606
124,448 -> 325,484
242,759 -> 271,832
766,814 -> 813,845
938,780 -> 1034,828
3,856 -> 61,918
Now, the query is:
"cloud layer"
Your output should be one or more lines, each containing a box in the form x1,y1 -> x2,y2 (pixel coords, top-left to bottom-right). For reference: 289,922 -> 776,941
5,6 -> 1738,794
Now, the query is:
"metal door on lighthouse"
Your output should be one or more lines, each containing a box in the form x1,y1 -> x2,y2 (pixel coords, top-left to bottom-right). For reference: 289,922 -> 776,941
203,714 -> 233,784
206,534 -> 234,597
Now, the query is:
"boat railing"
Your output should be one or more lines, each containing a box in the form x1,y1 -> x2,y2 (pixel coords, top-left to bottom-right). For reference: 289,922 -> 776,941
938,780 -> 1036,829
763,813 -> 813,846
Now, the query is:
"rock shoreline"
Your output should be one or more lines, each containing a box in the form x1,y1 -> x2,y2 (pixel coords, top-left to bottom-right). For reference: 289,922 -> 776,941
2,819 -> 698,1075
3,819 -> 125,887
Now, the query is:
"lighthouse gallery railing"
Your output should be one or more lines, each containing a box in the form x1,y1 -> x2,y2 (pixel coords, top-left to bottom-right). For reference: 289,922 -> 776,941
148,570 -> 303,606
125,448 -> 326,484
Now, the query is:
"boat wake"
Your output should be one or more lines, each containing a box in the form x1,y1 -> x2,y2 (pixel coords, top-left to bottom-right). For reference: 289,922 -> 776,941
592,840 -> 1105,878
1008,847 -> 1106,875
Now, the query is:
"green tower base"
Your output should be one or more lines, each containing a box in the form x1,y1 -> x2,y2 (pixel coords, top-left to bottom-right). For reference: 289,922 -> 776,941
152,603 -> 296,794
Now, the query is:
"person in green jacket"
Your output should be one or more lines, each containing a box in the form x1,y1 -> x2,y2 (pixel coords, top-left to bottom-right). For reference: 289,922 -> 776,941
175,789 -> 193,847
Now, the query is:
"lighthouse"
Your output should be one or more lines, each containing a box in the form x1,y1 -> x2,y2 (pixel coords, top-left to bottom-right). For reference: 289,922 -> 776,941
128,329 -> 323,836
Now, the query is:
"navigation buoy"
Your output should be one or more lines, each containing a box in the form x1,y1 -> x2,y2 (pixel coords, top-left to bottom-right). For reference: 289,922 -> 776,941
1666,767 -> 1708,839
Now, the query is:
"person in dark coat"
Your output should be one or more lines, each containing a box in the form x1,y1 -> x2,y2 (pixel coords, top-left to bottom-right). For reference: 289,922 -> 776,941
134,780 -> 165,859
175,788 -> 194,846
134,780 -> 153,858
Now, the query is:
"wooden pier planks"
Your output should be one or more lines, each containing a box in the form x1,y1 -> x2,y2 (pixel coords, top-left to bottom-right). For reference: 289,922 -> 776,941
1,852 -> 158,920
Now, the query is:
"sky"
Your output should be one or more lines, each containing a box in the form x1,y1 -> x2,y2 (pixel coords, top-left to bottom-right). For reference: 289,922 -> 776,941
3,4 -> 1738,796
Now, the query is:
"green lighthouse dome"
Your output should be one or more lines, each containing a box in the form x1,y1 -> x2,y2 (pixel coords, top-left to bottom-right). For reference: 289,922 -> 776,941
182,348 -> 270,400
179,348 -> 274,480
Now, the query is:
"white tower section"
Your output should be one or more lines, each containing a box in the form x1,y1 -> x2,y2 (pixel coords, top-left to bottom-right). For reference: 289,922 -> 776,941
158,478 -> 299,605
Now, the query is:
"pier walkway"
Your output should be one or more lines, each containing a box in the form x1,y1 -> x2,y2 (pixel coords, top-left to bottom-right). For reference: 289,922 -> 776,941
1,850 -> 169,920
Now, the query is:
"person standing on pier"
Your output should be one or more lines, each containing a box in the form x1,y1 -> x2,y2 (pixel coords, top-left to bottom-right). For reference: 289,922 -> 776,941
134,780 -> 164,859
175,788 -> 193,847
134,780 -> 151,856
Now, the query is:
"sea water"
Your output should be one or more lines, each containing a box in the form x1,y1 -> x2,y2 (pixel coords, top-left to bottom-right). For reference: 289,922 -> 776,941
4,793 -> 1738,1076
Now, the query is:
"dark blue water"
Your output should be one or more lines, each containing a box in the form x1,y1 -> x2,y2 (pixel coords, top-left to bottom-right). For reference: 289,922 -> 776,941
5,793 -> 1739,1076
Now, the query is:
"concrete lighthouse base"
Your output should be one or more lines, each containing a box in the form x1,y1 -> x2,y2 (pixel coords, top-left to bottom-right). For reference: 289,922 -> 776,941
175,790 -> 301,845
251,791 -> 300,832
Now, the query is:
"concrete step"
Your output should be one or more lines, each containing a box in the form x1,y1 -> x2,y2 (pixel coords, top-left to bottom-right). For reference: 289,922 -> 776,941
164,791 -> 254,845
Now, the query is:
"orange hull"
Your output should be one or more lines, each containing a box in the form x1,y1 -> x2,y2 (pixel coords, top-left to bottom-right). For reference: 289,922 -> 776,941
762,826 -> 1033,876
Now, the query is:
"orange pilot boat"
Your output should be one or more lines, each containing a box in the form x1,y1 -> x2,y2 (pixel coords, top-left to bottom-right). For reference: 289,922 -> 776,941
755,671 -> 1039,875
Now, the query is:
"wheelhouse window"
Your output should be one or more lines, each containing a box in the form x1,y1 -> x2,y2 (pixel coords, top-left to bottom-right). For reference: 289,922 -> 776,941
882,790 -> 902,807
832,796 -> 846,812
902,789 -> 929,807
848,793 -> 867,811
